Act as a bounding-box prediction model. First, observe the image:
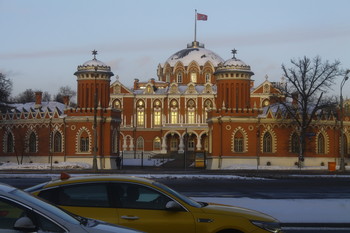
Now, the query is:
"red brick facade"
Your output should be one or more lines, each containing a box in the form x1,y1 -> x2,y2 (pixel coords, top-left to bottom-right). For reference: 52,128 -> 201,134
1,42 -> 349,169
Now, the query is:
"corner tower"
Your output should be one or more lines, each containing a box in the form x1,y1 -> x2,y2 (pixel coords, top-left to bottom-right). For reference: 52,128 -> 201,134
214,49 -> 254,110
74,50 -> 114,108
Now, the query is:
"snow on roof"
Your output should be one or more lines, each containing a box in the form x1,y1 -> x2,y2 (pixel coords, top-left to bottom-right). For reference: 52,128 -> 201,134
82,58 -> 108,67
8,102 -> 66,115
133,84 -> 216,95
223,58 -> 249,67
164,47 -> 224,67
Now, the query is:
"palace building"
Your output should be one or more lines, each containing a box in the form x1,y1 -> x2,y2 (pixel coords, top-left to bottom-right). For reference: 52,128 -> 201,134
1,40 -> 349,169
0,52 -> 121,169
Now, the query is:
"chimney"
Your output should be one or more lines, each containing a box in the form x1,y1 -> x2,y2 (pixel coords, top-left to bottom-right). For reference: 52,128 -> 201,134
63,95 -> 70,106
133,79 -> 139,90
35,91 -> 42,109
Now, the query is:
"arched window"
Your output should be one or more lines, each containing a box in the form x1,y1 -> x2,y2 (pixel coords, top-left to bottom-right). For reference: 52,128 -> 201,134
153,137 -> 161,151
190,72 -> 197,83
166,73 -> 170,82
263,132 -> 272,153
205,73 -> 211,83
187,99 -> 196,124
204,100 -> 213,121
234,131 -> 244,152
291,133 -> 299,153
188,137 -> 195,151
137,100 -> 145,127
53,131 -> 62,152
177,72 -> 183,83
80,137 -> 89,152
170,100 -> 178,124
318,134 -> 325,154
114,99 -> 121,109
153,100 -> 162,127
28,132 -> 37,153
6,132 -> 14,153
136,137 -> 144,150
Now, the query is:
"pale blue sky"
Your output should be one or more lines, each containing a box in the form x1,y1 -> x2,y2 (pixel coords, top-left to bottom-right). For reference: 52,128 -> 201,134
1,0 -> 350,97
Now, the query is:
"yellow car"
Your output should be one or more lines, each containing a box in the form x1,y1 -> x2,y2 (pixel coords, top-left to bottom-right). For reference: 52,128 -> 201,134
26,174 -> 282,233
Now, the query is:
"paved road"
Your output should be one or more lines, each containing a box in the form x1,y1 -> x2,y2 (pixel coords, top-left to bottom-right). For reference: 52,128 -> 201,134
1,175 -> 350,233
157,176 -> 350,199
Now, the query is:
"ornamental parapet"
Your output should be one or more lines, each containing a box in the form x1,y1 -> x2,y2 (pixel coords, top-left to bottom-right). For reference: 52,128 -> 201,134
209,107 -> 261,117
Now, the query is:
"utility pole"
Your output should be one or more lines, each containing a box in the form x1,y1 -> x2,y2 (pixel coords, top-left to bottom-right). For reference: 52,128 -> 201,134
340,70 -> 349,171
92,66 -> 98,172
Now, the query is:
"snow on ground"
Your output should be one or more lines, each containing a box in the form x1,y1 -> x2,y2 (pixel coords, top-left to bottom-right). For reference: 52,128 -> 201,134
194,197 -> 350,223
0,162 -> 92,170
1,160 -> 349,170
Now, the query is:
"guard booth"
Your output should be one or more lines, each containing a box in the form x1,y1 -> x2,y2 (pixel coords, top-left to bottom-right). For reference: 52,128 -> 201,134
195,151 -> 206,168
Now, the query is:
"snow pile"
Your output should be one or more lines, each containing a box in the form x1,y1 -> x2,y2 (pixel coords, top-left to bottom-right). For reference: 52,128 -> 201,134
0,162 -> 91,170
223,164 -> 327,170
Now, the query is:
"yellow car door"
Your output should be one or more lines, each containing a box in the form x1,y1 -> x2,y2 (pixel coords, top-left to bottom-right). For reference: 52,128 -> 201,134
62,206 -> 119,225
113,183 -> 196,233
118,207 -> 195,233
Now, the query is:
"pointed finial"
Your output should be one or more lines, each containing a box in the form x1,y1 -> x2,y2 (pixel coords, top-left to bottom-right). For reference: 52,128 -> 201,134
92,50 -> 98,60
231,49 -> 237,59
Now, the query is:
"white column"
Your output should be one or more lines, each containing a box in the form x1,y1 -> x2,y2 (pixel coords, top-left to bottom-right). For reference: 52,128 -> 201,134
161,136 -> 167,154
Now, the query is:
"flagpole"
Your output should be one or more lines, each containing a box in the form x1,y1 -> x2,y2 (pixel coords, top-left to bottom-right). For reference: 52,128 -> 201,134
194,9 -> 197,43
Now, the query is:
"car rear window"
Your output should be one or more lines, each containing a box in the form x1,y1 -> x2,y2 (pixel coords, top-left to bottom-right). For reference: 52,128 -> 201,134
39,183 -> 110,207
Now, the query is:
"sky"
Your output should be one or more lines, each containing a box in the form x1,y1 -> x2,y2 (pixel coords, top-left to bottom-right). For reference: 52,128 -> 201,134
1,0 -> 350,98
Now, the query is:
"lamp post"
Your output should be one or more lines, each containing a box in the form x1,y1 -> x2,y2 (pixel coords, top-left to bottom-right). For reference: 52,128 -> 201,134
340,70 -> 350,171
92,66 -> 98,172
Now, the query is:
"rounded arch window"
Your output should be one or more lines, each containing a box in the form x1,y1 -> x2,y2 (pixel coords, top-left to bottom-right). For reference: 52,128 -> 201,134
204,99 -> 213,108
137,100 -> 144,107
263,99 -> 270,107
187,99 -> 195,108
114,100 -> 121,109
154,100 -> 161,107
171,100 -> 178,107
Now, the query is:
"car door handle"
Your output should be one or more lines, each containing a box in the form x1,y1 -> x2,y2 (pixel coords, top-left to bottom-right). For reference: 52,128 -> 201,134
121,215 -> 140,220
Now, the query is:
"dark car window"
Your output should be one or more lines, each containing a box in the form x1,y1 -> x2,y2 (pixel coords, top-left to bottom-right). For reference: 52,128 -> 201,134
0,197 -> 65,232
39,183 -> 109,207
114,183 -> 172,210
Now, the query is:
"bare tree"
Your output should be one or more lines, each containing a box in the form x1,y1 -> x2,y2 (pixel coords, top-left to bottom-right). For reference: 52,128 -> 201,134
54,86 -> 76,105
0,73 -> 13,102
15,89 -> 36,103
0,73 -> 13,112
42,91 -> 51,102
275,56 -> 342,167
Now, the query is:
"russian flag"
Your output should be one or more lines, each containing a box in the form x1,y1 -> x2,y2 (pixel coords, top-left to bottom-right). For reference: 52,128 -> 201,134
197,13 -> 208,21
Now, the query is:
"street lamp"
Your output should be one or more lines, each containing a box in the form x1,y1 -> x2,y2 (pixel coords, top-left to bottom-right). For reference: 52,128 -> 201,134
340,70 -> 350,171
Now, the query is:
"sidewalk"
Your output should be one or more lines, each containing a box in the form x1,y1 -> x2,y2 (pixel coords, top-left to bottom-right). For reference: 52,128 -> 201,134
1,166 -> 350,179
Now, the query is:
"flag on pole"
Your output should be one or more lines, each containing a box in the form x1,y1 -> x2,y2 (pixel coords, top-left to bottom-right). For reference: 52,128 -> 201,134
197,13 -> 208,21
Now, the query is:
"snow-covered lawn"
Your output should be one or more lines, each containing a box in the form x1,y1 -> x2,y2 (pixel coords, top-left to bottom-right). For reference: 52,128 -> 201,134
0,162 -> 91,170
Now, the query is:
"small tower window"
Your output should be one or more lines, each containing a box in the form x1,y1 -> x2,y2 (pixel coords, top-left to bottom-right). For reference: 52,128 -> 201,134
191,73 -> 197,83
177,72 -> 183,83
205,73 -> 211,83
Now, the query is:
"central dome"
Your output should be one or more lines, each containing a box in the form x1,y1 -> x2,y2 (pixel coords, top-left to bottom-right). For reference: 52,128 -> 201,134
165,41 -> 224,67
